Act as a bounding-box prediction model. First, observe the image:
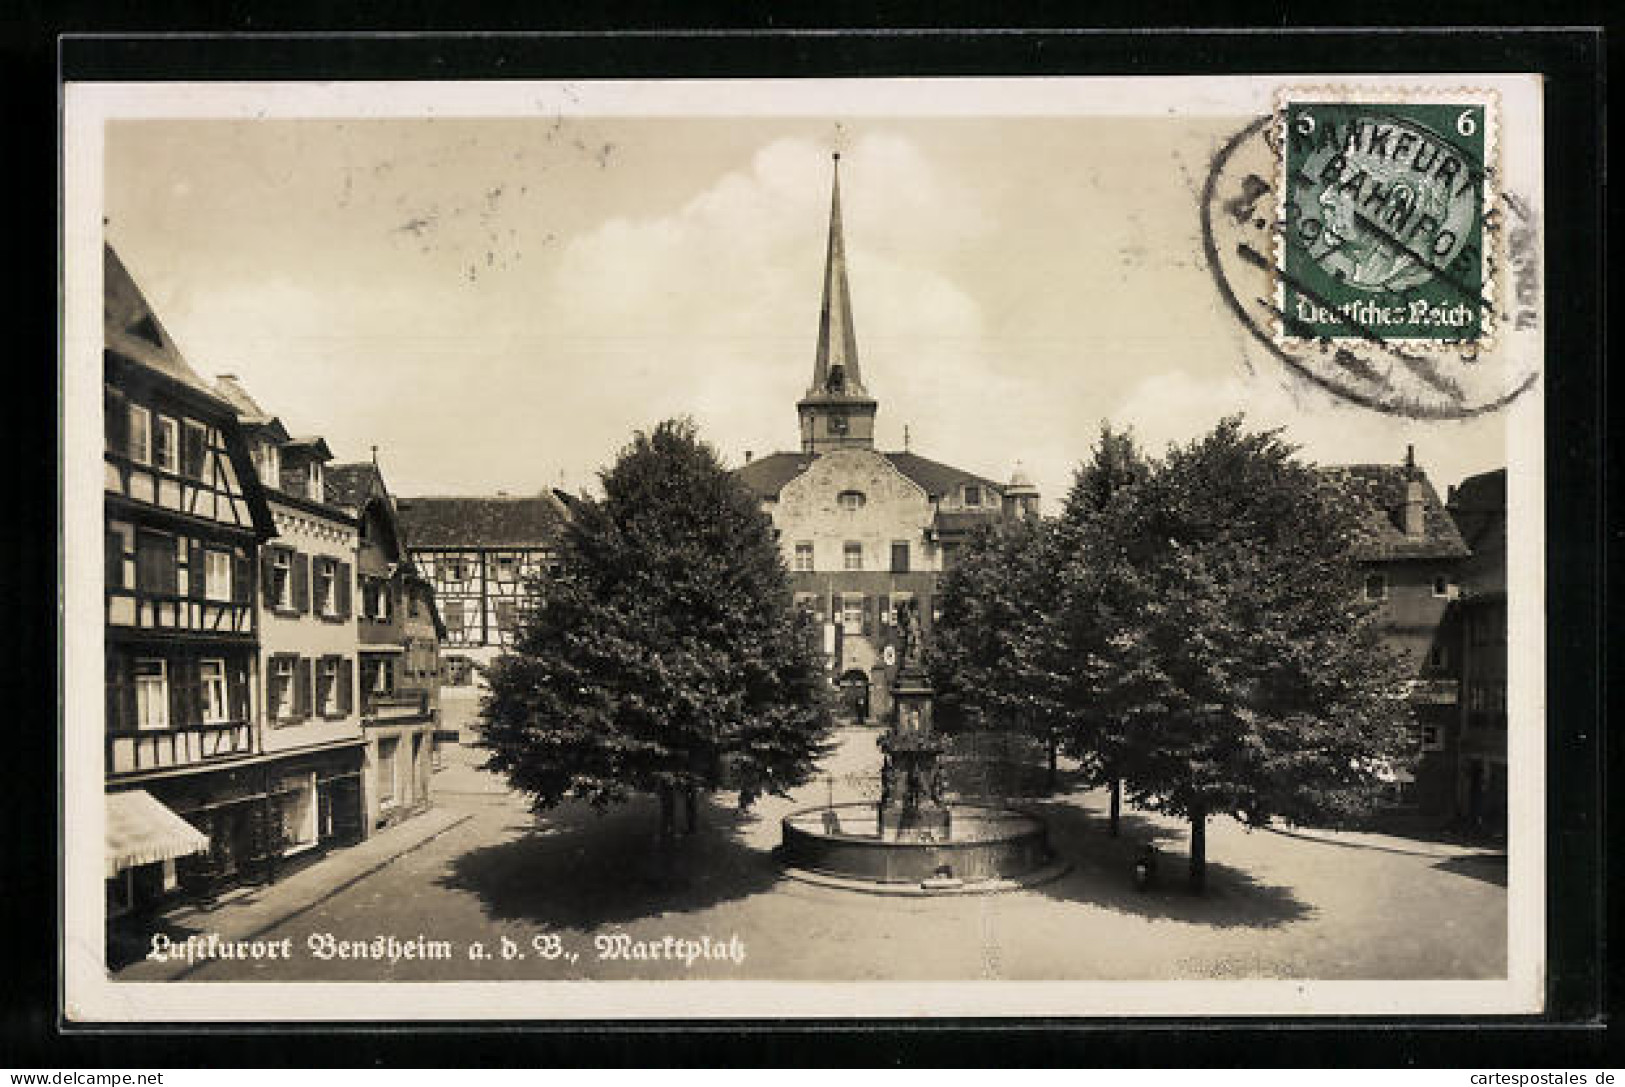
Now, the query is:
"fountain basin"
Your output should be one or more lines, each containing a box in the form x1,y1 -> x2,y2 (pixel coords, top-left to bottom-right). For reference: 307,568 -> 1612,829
779,801 -> 1054,887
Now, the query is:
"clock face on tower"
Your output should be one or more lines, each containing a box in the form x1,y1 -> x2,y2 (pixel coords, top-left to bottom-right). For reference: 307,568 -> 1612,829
829,415 -> 849,435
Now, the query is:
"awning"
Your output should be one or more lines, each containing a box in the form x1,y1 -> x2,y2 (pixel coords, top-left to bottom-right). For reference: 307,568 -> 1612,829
106,789 -> 210,879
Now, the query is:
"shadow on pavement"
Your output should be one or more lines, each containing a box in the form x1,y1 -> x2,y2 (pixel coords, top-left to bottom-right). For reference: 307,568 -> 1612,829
1025,795 -> 1315,930
437,793 -> 782,928
1431,853 -> 1508,888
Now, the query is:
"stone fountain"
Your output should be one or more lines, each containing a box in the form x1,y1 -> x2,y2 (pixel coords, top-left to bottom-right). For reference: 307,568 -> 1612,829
778,601 -> 1062,893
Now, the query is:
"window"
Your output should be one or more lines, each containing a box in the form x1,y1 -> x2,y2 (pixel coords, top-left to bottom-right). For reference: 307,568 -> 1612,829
106,525 -> 130,589
154,416 -> 179,472
843,542 -> 863,571
443,557 -> 467,582
963,485 -> 982,507
371,658 -> 395,695
272,657 -> 296,721
134,659 -> 168,730
255,443 -> 280,487
794,542 -> 814,572
275,773 -> 317,852
199,659 -> 228,723
269,550 -> 292,609
837,490 -> 866,511
306,461 -> 324,501
318,658 -> 339,717
891,541 -> 910,573
1426,643 -> 1448,670
1363,572 -> 1388,601
841,597 -> 864,633
204,550 -> 232,603
1417,722 -> 1444,752
363,577 -> 391,621
136,530 -> 178,595
408,590 -> 421,618
442,598 -> 464,634
377,737 -> 399,806
1432,575 -> 1451,598
182,420 -> 208,479
495,555 -> 518,580
315,559 -> 336,616
496,599 -> 516,634
127,405 -> 151,464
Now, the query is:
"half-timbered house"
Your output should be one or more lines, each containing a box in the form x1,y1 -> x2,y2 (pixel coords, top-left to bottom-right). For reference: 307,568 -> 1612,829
394,493 -> 567,668
102,246 -> 277,915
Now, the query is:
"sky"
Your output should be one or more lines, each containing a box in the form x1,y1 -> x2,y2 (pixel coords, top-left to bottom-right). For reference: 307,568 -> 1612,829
103,114 -> 1510,509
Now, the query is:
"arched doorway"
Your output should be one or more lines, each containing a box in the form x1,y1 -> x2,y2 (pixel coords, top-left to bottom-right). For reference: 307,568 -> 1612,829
837,670 -> 870,722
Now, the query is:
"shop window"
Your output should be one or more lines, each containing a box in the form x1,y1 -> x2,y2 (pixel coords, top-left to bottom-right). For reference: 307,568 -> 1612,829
843,542 -> 863,571
134,659 -> 168,730
276,773 -> 317,852
200,659 -> 229,723
377,738 -> 399,807
794,542 -> 814,572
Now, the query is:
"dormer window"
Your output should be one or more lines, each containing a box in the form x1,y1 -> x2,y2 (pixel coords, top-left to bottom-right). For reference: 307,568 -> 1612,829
837,490 -> 866,511
307,461 -> 324,502
963,485 -> 982,507
257,443 -> 280,487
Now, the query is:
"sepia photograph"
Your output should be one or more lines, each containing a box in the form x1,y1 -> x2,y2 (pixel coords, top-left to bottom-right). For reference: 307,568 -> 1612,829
60,74 -> 1546,1021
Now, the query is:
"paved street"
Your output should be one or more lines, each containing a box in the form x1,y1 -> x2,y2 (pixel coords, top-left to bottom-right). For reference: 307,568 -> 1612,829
121,728 -> 1507,983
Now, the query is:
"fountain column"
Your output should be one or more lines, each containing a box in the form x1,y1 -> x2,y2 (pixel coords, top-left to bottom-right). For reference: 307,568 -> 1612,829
877,602 -> 951,840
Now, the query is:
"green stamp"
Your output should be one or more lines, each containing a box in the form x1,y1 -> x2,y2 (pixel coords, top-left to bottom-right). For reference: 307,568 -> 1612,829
1281,100 -> 1489,343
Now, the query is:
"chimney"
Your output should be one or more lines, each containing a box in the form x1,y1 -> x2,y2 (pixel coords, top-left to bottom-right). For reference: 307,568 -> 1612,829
745,450 -> 754,464
1402,447 -> 1426,537
496,490 -> 509,498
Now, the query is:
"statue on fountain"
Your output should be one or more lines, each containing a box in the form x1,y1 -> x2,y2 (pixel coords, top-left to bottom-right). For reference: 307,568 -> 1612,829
877,598 -> 951,839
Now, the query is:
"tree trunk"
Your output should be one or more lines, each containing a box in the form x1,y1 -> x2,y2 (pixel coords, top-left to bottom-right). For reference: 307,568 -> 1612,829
683,787 -> 699,834
657,785 -> 677,846
1108,778 -> 1121,838
1188,804 -> 1207,895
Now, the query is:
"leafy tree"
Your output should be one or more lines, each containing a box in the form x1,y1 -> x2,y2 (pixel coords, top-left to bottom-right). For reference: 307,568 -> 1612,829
1056,423 -> 1152,835
479,418 -> 832,845
1093,418 -> 1415,891
928,515 -> 1072,791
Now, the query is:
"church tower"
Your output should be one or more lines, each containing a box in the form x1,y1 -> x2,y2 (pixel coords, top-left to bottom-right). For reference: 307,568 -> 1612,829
798,154 -> 879,454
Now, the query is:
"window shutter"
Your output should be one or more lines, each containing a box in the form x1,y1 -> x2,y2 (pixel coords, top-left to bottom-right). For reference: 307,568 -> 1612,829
336,562 -> 352,619
293,552 -> 310,614
265,660 -> 278,724
105,529 -> 124,589
105,388 -> 129,454
167,656 -> 188,728
187,540 -> 205,600
183,424 -> 207,479
339,657 -> 353,716
260,550 -> 276,602
232,553 -> 251,605
294,657 -> 312,719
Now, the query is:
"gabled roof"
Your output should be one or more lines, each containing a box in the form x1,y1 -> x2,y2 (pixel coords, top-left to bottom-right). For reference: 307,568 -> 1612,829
395,493 -> 569,548
883,451 -> 1003,500
1321,464 -> 1469,562
732,448 -> 1004,502
734,452 -> 817,499
1449,468 -> 1507,598
324,462 -> 384,513
104,245 -> 228,409
212,375 -> 286,438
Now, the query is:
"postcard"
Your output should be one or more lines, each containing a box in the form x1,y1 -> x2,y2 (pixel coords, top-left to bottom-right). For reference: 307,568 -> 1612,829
62,73 -> 1544,1021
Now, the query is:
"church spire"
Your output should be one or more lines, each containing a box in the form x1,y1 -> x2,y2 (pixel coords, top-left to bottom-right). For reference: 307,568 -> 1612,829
810,153 -> 866,397
798,153 -> 878,454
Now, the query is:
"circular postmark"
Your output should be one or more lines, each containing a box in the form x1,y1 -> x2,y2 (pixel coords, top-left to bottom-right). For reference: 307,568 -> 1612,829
1201,110 -> 1539,420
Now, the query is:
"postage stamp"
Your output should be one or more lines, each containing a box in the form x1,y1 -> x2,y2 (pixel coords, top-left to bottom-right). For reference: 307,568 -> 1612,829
1277,95 -> 1496,345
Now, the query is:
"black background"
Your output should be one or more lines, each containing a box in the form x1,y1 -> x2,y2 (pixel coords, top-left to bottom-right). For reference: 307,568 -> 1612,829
5,12 -> 1610,1069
